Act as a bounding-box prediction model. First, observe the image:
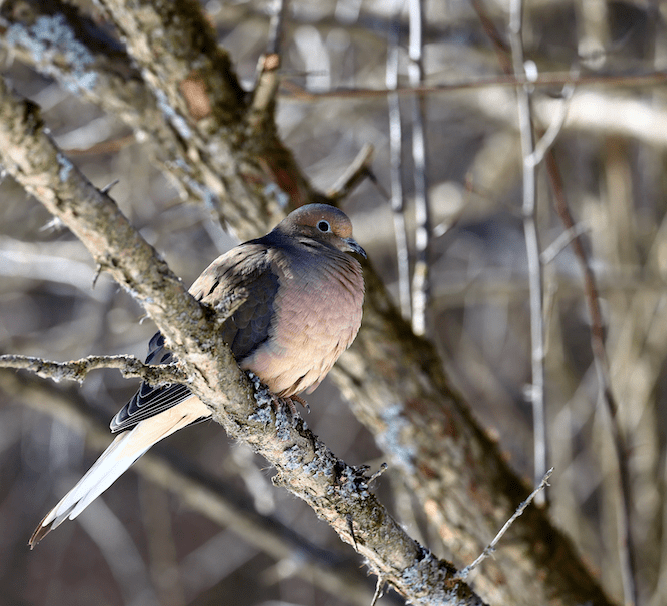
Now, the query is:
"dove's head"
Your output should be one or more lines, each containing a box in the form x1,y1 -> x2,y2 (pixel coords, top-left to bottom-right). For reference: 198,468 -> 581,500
277,204 -> 367,258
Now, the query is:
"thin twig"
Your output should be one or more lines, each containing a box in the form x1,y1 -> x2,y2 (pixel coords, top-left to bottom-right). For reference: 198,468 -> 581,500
540,222 -> 590,265
65,135 -> 135,157
457,468 -> 553,579
527,81 -> 576,167
408,0 -> 430,336
266,0 -> 288,56
369,462 -> 388,484
281,70 -> 667,100
545,150 -> 638,606
386,2 -> 412,320
432,199 -> 468,238
326,143 -> 375,202
470,0 -> 512,73
0,354 -> 187,385
508,0 -> 548,505
248,0 -> 287,128
370,576 -> 386,606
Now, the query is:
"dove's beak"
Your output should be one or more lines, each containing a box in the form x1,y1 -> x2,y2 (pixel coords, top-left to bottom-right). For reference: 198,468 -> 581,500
344,237 -> 367,259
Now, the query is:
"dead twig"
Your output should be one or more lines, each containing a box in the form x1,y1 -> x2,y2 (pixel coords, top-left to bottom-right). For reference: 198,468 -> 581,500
386,5 -> 412,320
281,70 -> 667,100
326,143 -> 375,202
527,81 -> 576,167
0,353 -> 187,385
248,0 -> 288,130
540,223 -> 590,265
408,0 -> 431,336
545,149 -> 638,606
457,468 -> 553,579
370,576 -> 386,606
508,0 -> 548,504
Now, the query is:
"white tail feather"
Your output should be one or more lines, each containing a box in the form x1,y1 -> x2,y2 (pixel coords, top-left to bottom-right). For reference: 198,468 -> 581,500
44,430 -> 149,529
30,396 -> 210,546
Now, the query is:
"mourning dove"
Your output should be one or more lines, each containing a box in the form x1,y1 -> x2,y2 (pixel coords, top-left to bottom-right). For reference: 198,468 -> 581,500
29,204 -> 366,547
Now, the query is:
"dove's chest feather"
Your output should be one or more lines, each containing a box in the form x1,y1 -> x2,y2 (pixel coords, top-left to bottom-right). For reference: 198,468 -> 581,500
239,247 -> 364,396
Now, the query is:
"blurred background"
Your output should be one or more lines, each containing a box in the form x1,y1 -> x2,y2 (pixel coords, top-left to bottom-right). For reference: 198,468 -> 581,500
1,0 -> 666,604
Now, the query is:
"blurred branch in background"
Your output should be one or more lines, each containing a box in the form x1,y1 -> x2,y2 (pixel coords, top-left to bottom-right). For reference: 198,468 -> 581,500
507,0 -> 547,507
407,0 -> 431,336
546,149 -> 638,606
386,1 -> 412,321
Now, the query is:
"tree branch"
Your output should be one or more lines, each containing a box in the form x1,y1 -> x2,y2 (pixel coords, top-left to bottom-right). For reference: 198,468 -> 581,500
386,7 -> 412,321
0,353 -> 187,385
407,0 -> 431,337
508,0 -> 548,505
545,149 -> 638,606
457,468 -> 553,580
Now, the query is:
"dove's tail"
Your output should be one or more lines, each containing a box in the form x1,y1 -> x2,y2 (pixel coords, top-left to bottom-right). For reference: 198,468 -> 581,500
29,396 -> 209,548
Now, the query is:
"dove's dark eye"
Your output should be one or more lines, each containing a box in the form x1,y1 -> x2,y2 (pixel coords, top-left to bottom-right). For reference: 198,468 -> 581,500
317,220 -> 331,232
